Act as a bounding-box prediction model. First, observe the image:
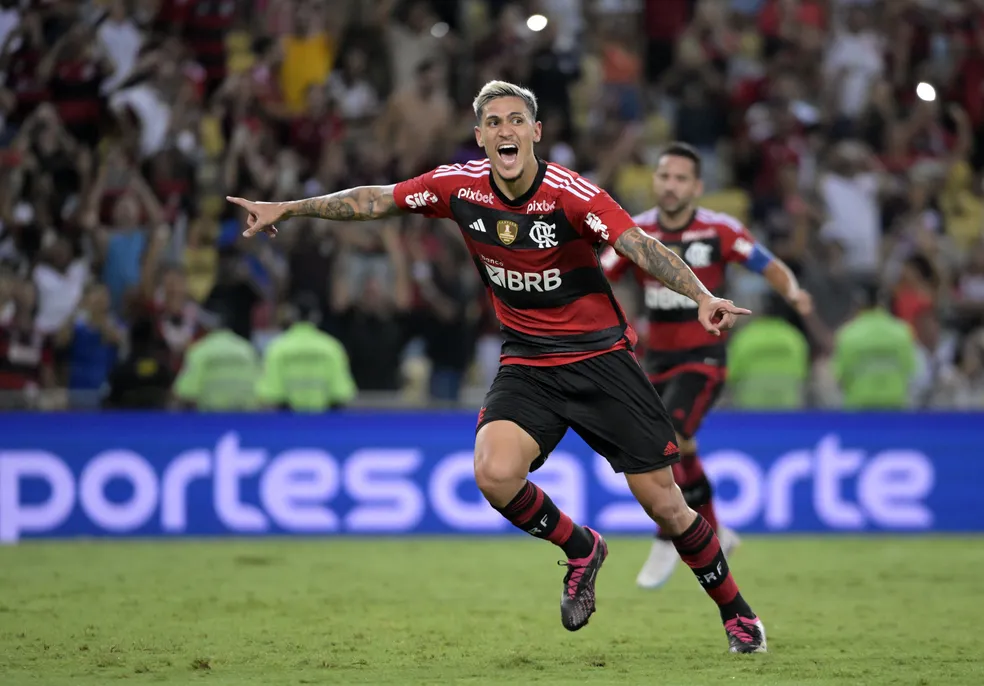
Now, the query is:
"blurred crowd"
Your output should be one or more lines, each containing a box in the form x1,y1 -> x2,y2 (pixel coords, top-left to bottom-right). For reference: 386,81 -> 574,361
0,0 -> 982,411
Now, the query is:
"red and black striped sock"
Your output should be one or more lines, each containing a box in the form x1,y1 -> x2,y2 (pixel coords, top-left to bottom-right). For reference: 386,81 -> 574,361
497,481 -> 594,559
672,514 -> 755,621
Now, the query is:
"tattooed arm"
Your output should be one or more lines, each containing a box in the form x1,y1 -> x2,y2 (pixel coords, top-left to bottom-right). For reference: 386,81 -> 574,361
227,185 -> 404,238
612,227 -> 751,334
613,227 -> 712,303
281,185 -> 402,221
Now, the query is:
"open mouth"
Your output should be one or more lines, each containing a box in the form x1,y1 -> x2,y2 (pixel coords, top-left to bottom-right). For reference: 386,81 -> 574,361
497,143 -> 519,166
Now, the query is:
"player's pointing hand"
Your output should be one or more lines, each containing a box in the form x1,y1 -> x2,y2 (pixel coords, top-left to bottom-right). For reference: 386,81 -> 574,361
696,295 -> 752,336
226,196 -> 284,238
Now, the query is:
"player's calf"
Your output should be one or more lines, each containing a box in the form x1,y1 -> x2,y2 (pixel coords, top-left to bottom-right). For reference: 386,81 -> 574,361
494,482 -> 606,632
662,435 -> 719,534
625,467 -> 766,653
676,438 -> 720,533
626,466 -> 694,536
474,420 -> 595,559
475,420 -> 604,631
642,435 -> 732,588
494,480 -> 595,558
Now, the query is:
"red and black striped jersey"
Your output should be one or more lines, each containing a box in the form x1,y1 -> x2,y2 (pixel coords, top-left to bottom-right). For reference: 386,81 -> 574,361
394,159 -> 638,366
602,207 -> 765,369
183,0 -> 235,84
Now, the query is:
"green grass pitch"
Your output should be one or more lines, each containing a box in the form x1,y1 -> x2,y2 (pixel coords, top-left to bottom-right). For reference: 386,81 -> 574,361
1,536 -> 981,685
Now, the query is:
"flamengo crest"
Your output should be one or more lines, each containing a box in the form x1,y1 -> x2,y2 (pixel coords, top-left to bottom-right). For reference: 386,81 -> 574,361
529,221 -> 558,249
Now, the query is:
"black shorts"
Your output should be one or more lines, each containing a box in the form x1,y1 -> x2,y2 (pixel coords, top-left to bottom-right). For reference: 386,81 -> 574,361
477,350 -> 680,475
650,366 -> 726,440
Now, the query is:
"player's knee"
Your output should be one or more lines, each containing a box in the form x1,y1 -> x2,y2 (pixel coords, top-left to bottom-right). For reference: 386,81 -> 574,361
474,421 -> 536,505
473,453 -> 524,498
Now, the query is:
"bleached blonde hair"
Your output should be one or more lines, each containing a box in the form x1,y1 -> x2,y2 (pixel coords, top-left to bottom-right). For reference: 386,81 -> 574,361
472,80 -> 539,121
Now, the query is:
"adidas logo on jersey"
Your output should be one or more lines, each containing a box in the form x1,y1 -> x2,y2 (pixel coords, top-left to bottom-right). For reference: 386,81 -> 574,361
457,188 -> 496,205
469,219 -> 487,233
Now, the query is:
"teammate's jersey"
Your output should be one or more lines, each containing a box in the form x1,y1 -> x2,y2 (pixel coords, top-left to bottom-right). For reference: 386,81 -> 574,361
394,158 -> 638,366
601,207 -> 769,370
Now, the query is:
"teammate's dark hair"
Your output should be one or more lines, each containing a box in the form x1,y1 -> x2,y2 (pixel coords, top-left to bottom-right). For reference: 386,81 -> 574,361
659,142 -> 703,179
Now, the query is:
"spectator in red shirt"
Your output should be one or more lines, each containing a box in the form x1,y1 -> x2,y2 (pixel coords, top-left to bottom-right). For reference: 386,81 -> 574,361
38,25 -> 112,147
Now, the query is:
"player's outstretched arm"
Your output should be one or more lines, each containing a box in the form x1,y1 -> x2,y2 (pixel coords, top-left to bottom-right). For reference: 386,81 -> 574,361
281,185 -> 402,221
227,185 -> 403,238
614,227 -> 751,335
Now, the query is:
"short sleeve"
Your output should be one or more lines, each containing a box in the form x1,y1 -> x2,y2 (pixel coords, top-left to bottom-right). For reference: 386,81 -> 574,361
567,186 -> 638,247
720,220 -> 775,272
392,168 -> 454,219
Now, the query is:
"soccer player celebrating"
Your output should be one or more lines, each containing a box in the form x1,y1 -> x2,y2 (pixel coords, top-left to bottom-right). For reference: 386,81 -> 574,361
602,142 -> 813,590
228,82 -> 766,653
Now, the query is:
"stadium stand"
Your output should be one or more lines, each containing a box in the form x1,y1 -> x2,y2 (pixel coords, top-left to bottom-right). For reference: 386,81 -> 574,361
0,0 -> 981,410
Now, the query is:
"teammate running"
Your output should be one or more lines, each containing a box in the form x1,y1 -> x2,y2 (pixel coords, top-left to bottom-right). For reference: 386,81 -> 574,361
602,142 -> 812,589
228,82 -> 766,653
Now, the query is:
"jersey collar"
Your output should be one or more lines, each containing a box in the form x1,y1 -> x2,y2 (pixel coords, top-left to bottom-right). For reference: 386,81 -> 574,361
489,158 -> 548,208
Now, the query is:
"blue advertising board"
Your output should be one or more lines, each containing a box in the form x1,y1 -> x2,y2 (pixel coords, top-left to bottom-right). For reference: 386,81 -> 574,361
0,412 -> 981,542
